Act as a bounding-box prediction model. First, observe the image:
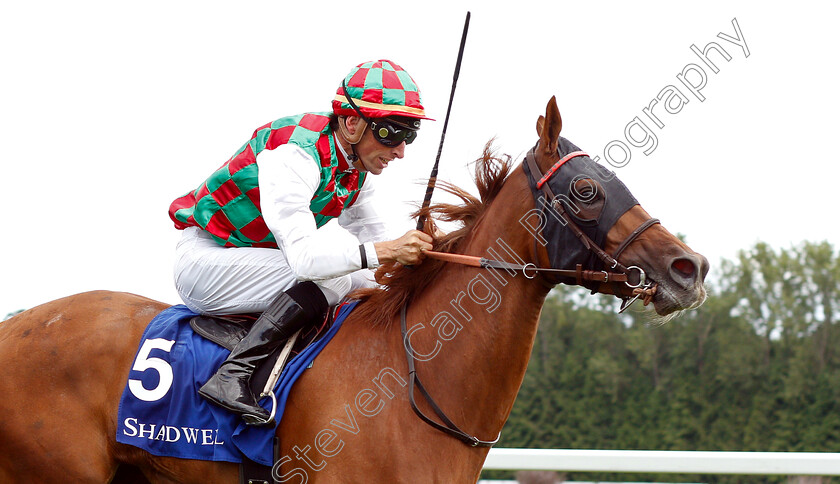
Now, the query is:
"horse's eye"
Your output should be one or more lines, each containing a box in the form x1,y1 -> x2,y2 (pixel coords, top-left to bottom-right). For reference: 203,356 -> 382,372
572,178 -> 600,203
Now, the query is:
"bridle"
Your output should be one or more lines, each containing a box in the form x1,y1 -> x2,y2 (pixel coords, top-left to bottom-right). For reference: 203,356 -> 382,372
422,148 -> 660,311
523,148 -> 660,310
399,145 -> 662,448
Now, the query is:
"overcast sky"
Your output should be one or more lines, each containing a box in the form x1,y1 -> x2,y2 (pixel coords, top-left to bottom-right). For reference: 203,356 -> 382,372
2,1 -> 837,316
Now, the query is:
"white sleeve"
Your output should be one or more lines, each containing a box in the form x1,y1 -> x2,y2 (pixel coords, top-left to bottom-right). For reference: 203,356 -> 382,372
337,176 -> 389,268
258,144 -> 366,281
337,176 -> 389,243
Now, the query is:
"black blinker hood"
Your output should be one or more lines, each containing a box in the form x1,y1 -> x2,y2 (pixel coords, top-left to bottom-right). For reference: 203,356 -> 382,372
522,136 -> 639,284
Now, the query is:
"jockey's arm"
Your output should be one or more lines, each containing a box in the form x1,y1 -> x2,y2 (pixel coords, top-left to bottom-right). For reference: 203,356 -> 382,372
257,145 -> 431,280
337,178 -> 433,267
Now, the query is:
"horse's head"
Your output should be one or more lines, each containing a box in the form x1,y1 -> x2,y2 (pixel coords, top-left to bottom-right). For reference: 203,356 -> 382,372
526,96 -> 708,316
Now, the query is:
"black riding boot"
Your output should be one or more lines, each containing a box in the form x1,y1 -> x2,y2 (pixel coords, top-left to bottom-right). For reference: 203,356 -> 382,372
198,281 -> 328,425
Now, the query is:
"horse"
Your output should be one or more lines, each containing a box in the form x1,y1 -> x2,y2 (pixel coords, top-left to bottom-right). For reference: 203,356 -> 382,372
0,97 -> 708,483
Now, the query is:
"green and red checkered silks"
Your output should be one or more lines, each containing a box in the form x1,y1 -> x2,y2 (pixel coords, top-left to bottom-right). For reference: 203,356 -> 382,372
332,59 -> 432,120
169,112 -> 367,248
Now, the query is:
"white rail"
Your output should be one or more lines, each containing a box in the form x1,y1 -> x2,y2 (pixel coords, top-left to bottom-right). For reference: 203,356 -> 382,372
483,449 -> 840,475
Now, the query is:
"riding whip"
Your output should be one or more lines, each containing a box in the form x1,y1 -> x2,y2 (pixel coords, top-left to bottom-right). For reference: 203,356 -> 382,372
416,11 -> 471,231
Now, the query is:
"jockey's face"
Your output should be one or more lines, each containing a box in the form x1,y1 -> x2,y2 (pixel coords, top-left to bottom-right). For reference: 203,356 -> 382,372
342,115 -> 408,175
353,125 -> 407,175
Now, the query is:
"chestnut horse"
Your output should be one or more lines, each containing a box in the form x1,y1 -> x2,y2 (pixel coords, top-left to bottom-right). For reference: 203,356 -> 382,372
0,98 -> 707,483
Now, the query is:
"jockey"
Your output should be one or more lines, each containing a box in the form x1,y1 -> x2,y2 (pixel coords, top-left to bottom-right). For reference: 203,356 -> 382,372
168,60 -> 434,425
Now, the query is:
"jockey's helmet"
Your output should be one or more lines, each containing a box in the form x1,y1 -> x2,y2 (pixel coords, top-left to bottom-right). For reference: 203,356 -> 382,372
332,60 -> 431,125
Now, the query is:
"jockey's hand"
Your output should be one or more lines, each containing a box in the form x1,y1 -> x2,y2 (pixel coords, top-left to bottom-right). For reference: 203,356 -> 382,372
374,230 -> 434,266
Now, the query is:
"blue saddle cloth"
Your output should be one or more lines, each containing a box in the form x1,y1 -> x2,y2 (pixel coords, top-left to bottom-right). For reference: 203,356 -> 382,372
116,301 -> 357,466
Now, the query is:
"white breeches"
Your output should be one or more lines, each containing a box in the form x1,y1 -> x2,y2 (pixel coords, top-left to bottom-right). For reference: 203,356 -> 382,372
174,227 -> 377,315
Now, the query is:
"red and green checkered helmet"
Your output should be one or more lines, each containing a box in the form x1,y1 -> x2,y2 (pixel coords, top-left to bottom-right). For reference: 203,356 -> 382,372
333,60 -> 431,120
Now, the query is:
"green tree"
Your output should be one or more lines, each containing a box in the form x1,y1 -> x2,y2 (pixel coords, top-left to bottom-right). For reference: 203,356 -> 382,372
485,240 -> 840,484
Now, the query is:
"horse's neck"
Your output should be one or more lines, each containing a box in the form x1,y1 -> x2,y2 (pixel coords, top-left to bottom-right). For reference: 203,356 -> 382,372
406,173 -> 551,439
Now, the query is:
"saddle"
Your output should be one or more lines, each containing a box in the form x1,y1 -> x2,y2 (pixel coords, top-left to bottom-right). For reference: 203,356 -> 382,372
189,311 -> 334,396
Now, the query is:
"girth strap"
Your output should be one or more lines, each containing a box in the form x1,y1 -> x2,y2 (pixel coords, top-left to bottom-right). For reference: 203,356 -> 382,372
239,436 -> 279,484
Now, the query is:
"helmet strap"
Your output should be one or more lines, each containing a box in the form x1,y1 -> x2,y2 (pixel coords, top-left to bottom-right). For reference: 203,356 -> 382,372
337,116 -> 367,146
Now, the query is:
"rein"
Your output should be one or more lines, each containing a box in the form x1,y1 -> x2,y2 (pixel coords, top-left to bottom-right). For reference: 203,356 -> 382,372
400,147 -> 661,450
399,304 -> 500,448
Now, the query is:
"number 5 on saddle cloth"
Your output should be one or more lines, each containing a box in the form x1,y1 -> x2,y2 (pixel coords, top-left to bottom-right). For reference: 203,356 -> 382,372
115,301 -> 357,468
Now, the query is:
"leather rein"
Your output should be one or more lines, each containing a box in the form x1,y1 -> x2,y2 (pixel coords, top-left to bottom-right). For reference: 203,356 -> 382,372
400,149 -> 661,448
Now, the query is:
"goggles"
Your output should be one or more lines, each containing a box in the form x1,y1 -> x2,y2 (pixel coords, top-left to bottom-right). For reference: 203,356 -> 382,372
342,80 -> 419,147
369,118 -> 418,146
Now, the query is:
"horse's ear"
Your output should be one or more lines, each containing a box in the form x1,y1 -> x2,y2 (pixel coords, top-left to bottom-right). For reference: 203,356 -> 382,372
538,96 -> 562,155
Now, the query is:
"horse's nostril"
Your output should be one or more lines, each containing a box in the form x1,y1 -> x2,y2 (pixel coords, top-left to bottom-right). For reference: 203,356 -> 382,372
672,258 -> 695,277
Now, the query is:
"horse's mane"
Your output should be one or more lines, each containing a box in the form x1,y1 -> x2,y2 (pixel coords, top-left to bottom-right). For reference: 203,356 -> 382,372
351,141 -> 514,328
